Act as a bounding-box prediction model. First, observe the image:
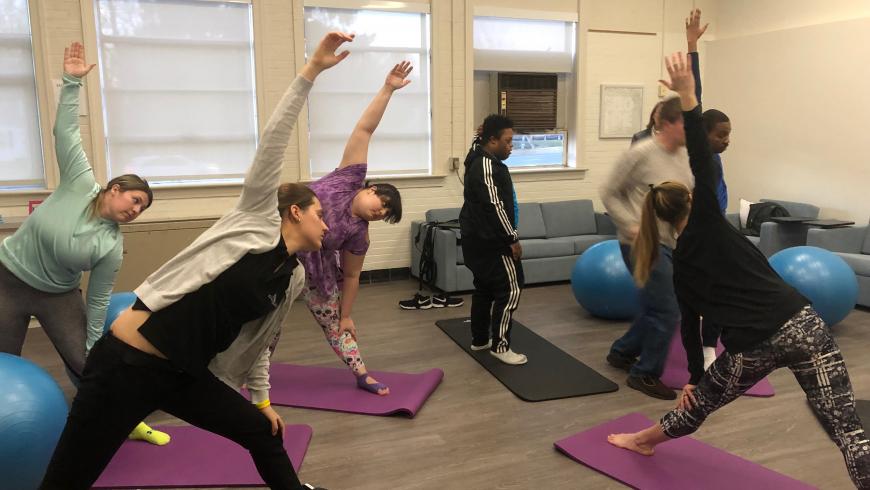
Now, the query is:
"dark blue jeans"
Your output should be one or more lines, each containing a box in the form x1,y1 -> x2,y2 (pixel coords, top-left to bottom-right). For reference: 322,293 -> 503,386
609,243 -> 680,378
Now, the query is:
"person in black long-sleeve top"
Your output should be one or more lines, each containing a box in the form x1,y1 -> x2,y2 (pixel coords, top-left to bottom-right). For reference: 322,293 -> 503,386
606,52 -> 870,489
459,114 -> 527,366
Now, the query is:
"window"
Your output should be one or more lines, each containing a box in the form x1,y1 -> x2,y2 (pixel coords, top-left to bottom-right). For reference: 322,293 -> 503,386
0,0 -> 44,189
473,15 -> 576,169
303,6 -> 431,178
93,0 -> 257,184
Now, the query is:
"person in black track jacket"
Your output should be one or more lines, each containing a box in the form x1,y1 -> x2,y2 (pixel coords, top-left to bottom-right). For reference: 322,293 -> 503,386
459,114 -> 527,366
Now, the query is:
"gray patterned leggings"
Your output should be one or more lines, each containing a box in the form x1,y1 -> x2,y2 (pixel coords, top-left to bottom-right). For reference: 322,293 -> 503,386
661,306 -> 870,488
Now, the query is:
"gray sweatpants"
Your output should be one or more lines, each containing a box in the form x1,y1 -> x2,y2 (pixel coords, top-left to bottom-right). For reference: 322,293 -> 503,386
0,262 -> 87,377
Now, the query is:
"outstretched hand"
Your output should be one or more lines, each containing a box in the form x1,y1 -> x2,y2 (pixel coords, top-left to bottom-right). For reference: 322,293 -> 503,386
385,61 -> 413,91
685,8 -> 709,50
302,31 -> 354,81
63,42 -> 96,78
659,52 -> 695,96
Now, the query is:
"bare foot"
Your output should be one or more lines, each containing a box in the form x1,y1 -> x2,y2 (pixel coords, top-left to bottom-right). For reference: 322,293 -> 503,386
607,433 -> 655,456
359,375 -> 390,396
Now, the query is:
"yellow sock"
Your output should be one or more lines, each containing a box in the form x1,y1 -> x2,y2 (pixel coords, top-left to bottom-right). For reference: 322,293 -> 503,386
128,422 -> 171,446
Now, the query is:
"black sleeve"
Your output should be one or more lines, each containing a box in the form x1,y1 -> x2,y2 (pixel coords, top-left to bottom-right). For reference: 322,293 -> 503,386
679,300 -> 705,385
690,52 -> 702,103
684,106 -> 720,223
466,156 -> 519,245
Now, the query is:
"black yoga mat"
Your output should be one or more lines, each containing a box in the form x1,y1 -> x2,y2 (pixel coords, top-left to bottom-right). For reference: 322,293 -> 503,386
436,318 -> 618,402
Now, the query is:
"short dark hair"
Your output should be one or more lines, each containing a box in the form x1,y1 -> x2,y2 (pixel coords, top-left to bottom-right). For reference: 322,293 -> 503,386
656,97 -> 683,127
365,181 -> 402,224
480,114 -> 514,144
702,109 -> 731,133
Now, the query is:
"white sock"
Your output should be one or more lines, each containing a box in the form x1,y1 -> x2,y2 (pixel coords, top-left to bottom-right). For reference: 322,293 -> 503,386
703,347 -> 717,371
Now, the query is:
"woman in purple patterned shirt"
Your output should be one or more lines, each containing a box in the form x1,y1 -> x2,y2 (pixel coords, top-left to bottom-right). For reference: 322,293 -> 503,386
298,62 -> 410,395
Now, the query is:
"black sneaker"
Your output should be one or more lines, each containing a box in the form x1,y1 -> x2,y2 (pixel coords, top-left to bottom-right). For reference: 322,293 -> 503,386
626,375 -> 677,400
432,294 -> 464,308
399,293 -> 432,310
606,352 -> 636,372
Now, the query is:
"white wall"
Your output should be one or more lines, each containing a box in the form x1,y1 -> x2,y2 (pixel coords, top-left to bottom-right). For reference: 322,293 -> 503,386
4,0 -> 718,271
705,3 -> 870,222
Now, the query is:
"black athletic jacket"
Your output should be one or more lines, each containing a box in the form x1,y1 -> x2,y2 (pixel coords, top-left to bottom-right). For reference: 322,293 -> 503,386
459,145 -> 519,253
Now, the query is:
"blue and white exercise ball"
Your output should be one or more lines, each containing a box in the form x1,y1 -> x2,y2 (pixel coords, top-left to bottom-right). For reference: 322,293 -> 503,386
769,246 -> 859,326
0,353 -> 69,490
570,240 -> 640,320
104,291 -> 138,333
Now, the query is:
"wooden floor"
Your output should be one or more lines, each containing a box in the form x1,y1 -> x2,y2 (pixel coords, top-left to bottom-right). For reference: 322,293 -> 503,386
22,280 -> 870,490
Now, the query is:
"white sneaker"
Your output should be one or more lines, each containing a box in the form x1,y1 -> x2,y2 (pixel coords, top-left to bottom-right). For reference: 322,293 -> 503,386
470,340 -> 491,351
703,346 -> 717,371
490,349 -> 528,365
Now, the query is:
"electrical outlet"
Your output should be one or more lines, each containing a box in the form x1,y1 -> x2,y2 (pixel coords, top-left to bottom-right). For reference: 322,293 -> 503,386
450,157 -> 459,171
658,84 -> 669,98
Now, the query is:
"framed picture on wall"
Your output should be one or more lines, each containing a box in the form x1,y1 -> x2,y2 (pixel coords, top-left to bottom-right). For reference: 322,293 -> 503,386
599,84 -> 644,139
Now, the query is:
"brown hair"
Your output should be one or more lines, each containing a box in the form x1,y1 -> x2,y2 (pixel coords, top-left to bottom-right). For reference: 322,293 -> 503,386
277,182 -> 318,219
632,181 -> 691,287
655,97 -> 683,129
91,174 -> 153,217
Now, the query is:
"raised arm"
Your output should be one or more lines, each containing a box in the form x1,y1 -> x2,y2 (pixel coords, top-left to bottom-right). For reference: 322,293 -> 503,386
660,53 -> 719,219
237,32 -> 354,215
685,8 -> 707,102
55,42 -> 97,191
339,62 -> 413,168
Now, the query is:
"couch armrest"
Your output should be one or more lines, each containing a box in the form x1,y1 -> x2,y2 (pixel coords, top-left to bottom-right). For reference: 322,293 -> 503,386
726,213 -> 740,229
431,227 -> 460,292
758,222 -> 810,257
806,225 -> 868,254
595,213 -> 617,236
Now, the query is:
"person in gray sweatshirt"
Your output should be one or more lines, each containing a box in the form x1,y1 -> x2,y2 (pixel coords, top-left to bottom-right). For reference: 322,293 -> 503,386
38,32 -> 352,490
599,96 -> 694,400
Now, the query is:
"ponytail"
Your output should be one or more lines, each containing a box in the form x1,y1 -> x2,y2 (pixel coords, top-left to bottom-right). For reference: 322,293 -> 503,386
632,181 -> 692,287
633,187 -> 661,287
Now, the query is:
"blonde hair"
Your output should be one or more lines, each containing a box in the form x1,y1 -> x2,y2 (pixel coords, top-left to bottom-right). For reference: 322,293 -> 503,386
632,181 -> 691,286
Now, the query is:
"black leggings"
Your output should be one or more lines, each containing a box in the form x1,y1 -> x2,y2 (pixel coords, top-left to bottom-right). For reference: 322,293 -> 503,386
661,306 -> 870,489
40,334 -> 303,490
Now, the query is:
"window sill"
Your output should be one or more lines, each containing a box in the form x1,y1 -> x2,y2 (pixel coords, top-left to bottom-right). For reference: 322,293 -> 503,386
509,166 -> 588,182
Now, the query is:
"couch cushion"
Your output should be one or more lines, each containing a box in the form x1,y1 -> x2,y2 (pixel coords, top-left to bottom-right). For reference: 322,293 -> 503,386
425,207 -> 460,223
519,238 -> 575,259
549,236 -> 609,255
518,203 -> 547,239
838,253 -> 870,276
541,200 -> 597,238
863,227 -> 870,255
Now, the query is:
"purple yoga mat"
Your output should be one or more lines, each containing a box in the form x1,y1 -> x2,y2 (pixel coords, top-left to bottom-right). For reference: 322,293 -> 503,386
555,413 -> 815,490
661,328 -> 775,397
266,363 -> 443,417
94,424 -> 312,488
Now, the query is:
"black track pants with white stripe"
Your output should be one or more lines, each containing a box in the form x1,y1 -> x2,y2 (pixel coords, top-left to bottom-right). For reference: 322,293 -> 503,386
463,244 -> 524,353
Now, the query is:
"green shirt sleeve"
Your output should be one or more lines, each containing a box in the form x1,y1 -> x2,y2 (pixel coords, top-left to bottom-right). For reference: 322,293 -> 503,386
54,74 -> 97,193
85,240 -> 123,351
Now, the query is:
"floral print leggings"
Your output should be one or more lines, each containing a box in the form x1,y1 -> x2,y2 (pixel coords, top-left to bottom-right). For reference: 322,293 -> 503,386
302,287 -> 365,376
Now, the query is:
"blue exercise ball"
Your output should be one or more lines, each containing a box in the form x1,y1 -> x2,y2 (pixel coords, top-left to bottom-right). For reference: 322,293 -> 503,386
769,246 -> 859,326
0,353 -> 69,490
104,292 -> 138,333
571,240 -> 640,320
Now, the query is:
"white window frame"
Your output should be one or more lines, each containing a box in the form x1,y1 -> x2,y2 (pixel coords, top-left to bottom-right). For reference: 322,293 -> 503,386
468,7 -> 582,174
0,0 -> 54,193
296,0 -> 434,180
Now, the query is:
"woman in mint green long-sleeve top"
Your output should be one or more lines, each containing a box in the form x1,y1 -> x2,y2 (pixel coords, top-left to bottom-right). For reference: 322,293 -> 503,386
0,42 -> 161,442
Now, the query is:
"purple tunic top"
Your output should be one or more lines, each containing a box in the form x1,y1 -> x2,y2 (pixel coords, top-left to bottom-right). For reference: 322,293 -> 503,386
299,163 -> 370,296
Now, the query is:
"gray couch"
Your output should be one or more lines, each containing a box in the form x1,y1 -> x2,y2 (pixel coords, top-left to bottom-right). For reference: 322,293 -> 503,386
726,198 -> 821,257
410,200 -> 616,293
806,220 -> 870,307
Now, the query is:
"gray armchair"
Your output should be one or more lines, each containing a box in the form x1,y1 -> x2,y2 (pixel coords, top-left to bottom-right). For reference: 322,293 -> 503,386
726,198 -> 821,257
806,221 -> 870,307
